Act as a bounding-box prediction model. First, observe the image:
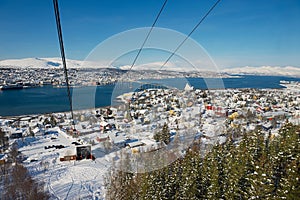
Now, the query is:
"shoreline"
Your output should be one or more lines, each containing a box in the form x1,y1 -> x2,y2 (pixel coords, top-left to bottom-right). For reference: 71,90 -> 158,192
0,85 -> 292,119
1,77 -> 299,118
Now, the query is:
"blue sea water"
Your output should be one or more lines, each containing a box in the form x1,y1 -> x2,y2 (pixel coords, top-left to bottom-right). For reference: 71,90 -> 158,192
0,75 -> 299,116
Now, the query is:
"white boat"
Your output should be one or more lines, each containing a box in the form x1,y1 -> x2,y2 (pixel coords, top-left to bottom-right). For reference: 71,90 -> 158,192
0,84 -> 23,90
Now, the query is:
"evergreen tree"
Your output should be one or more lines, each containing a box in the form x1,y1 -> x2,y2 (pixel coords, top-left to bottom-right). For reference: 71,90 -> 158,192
205,146 -> 223,199
50,115 -> 57,127
154,123 -> 171,145
223,139 -> 246,199
106,124 -> 300,200
176,150 -> 201,199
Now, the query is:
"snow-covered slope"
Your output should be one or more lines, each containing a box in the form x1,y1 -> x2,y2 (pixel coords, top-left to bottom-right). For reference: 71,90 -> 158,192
18,127 -> 110,199
0,58 -> 200,72
0,58 -> 60,68
119,61 -> 190,71
0,57 -> 109,69
1,57 -> 300,77
223,66 -> 300,77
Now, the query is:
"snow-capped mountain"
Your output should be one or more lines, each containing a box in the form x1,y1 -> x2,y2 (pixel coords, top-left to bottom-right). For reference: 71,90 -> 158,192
222,66 -> 300,77
0,58 -> 199,72
0,57 -> 108,69
1,57 -> 300,77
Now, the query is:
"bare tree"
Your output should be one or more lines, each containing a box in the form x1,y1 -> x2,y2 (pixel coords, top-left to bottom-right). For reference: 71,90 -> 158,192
2,164 -> 49,200
9,143 -> 18,164
0,128 -> 8,152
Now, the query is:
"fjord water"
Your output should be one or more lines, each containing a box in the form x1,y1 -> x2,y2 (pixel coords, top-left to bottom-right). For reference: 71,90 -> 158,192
0,75 -> 299,116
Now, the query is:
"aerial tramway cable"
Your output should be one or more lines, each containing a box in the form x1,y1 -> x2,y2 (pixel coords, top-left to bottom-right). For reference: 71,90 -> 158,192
159,0 -> 222,71
53,0 -> 75,129
129,0 -> 168,71
52,0 -> 219,127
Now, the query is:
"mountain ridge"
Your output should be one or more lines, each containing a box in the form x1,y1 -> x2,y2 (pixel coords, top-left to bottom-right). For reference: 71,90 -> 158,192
222,65 -> 300,77
1,57 -> 300,77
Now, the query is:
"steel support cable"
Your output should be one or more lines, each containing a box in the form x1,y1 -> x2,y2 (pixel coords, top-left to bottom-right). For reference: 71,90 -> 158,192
53,0 -> 75,129
159,0 -> 222,71
129,0 -> 168,71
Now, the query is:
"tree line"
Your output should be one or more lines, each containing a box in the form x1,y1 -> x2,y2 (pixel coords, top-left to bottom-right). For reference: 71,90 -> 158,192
105,123 -> 300,199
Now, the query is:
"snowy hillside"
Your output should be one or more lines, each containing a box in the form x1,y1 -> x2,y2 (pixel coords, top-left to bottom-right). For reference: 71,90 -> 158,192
0,58 -> 202,72
118,61 -> 199,72
0,58 -> 109,69
223,66 -> 300,77
1,57 -> 300,77
17,127 -> 111,199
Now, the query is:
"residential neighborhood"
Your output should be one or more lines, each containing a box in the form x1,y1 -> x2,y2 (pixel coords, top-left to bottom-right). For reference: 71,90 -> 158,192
1,79 -> 300,198
1,81 -> 300,157
0,66 -> 235,90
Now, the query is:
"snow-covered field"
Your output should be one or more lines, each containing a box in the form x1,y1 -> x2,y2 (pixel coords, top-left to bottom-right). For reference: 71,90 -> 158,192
18,128 -> 113,200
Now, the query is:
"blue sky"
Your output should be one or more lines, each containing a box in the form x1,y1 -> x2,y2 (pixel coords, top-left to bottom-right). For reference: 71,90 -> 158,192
0,0 -> 299,68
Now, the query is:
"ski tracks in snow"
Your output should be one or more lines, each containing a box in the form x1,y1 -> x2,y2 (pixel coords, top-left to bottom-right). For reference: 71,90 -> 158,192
64,176 -> 74,200
47,171 -> 60,200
